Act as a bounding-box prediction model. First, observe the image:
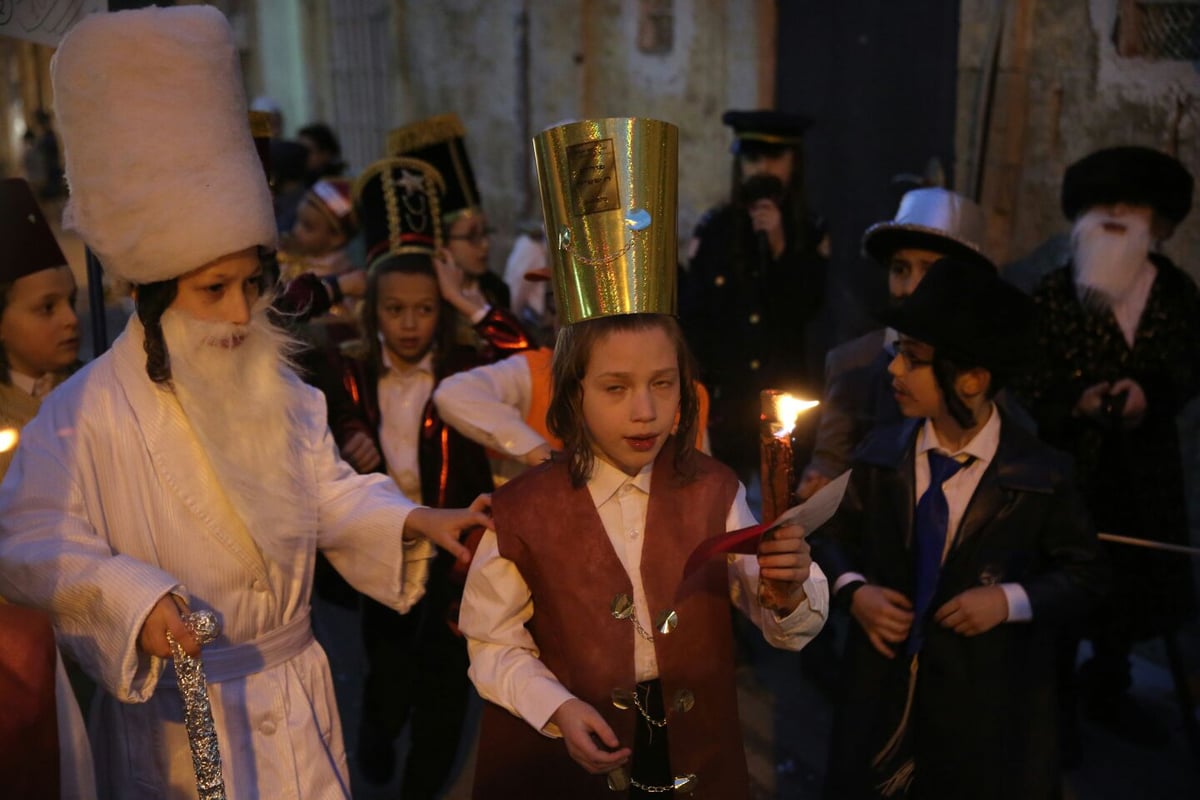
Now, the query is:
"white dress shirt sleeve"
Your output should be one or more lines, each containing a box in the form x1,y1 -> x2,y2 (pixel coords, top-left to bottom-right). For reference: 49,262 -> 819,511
725,483 -> 829,649
459,529 -> 575,737
1000,582 -> 1033,622
433,354 -> 548,459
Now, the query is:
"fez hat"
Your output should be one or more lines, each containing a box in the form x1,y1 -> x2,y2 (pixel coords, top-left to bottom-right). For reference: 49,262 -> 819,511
722,109 -> 812,156
51,5 -> 275,284
883,257 -> 1034,377
305,178 -> 358,239
0,178 -> 69,284
1061,146 -> 1193,225
353,157 -> 446,269
387,114 -> 482,224
862,188 -> 994,271
533,118 -> 677,325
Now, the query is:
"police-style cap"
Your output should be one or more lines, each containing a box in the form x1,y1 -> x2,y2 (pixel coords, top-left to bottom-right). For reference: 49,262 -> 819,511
0,178 -> 69,284
722,109 -> 812,156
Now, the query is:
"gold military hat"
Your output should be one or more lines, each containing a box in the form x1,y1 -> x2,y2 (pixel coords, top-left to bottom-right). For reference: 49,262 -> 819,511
387,114 -> 481,224
532,118 -> 678,325
352,157 -> 447,268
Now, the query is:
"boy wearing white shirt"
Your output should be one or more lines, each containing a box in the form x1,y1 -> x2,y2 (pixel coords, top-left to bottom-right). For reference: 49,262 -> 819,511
460,118 -> 829,800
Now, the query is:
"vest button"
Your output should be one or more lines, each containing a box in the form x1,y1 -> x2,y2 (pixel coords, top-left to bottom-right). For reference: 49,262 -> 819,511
673,688 -> 695,713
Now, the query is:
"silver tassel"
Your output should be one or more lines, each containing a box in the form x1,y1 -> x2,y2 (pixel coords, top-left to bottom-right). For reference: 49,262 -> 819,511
167,610 -> 226,800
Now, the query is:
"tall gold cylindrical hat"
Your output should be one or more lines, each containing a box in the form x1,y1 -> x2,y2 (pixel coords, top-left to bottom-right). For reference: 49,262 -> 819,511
532,118 -> 678,325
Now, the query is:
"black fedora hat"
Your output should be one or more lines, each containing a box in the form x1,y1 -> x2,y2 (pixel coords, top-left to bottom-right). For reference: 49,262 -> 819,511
1061,146 -> 1193,224
883,257 -> 1034,377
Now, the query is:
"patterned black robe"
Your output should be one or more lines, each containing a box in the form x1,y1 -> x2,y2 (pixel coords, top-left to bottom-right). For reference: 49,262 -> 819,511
1017,254 -> 1200,637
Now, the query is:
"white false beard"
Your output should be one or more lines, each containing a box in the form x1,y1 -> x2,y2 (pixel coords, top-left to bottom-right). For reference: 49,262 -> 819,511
161,300 -> 306,550
1070,208 -> 1153,312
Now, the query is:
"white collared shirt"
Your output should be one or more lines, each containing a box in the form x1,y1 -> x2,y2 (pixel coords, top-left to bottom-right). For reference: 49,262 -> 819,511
914,406 -> 1001,559
377,350 -> 435,503
460,456 -> 830,736
9,370 -> 38,397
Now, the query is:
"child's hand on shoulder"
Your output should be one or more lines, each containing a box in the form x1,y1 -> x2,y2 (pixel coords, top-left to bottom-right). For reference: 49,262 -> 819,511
757,523 -> 813,613
402,494 -> 493,560
849,585 -> 913,659
550,698 -> 632,775
934,586 -> 1007,637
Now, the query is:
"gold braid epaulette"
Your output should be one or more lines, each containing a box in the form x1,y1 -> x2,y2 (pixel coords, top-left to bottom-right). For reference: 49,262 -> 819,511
387,113 -> 466,156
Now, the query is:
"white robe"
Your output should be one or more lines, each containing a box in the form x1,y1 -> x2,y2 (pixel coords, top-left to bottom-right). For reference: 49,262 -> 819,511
0,318 -> 433,799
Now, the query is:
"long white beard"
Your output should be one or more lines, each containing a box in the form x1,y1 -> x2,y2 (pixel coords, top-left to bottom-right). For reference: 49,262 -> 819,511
1071,208 -> 1153,312
161,300 -> 306,550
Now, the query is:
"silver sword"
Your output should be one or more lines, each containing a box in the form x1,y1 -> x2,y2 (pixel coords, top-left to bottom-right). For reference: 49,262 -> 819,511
166,609 -> 226,800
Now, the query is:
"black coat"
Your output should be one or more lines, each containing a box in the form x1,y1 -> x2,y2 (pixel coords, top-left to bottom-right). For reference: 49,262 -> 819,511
812,414 -> 1108,800
1017,256 -> 1200,637
680,203 -> 827,473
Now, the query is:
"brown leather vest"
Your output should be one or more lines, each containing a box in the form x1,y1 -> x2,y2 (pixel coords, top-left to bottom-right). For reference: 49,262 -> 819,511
473,445 -> 750,799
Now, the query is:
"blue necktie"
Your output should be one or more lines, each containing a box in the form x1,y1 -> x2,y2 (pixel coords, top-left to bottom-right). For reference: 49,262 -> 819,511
909,451 -> 971,654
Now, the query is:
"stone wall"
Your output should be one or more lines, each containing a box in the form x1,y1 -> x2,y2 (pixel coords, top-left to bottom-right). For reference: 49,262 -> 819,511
306,0 -> 770,269
958,0 -> 1199,282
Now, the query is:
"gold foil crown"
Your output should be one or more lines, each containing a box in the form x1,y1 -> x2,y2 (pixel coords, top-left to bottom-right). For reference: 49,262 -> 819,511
533,118 -> 678,325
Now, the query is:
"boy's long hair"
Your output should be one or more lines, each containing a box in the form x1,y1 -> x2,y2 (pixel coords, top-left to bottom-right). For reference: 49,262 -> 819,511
548,313 -> 700,487
360,253 -> 455,375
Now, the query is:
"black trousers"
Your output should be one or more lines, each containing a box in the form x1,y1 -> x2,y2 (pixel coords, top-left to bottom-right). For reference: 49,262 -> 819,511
361,563 -> 472,799
630,679 -> 674,799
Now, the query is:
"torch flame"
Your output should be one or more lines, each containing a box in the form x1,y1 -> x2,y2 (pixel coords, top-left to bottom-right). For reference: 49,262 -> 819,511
774,394 -> 819,439
0,427 -> 18,454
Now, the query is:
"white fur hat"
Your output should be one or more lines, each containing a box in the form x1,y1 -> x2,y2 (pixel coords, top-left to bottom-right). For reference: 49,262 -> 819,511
52,6 -> 276,284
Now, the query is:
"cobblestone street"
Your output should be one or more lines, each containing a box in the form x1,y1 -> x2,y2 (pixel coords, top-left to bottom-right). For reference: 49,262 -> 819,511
316,596 -> 1200,799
